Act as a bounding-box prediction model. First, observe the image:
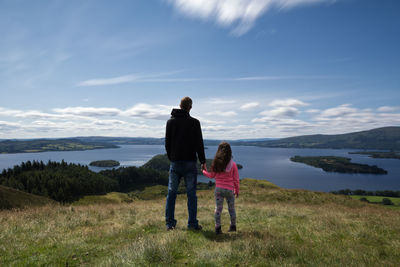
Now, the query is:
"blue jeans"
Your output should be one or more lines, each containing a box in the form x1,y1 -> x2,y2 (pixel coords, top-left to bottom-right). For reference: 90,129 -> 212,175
165,161 -> 199,228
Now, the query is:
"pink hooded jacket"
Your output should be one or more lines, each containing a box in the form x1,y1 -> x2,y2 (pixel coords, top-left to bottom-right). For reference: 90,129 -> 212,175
202,160 -> 240,195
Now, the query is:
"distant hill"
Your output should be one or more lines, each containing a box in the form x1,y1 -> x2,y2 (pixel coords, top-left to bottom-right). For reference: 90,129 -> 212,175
3,126 -> 399,151
76,136 -> 226,146
0,138 -> 118,154
0,185 -> 55,209
76,136 -> 165,145
245,127 -> 400,150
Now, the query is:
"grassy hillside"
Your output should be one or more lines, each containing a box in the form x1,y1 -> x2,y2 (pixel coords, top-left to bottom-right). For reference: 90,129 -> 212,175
244,126 -> 400,150
1,179 -> 399,266
0,185 -> 55,209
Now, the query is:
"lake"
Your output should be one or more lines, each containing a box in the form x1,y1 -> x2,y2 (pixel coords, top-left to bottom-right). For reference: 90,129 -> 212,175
1,145 -> 399,192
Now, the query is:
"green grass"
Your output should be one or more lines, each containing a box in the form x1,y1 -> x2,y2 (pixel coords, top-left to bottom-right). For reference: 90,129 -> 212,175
73,192 -> 134,205
1,179 -> 400,266
351,195 -> 400,207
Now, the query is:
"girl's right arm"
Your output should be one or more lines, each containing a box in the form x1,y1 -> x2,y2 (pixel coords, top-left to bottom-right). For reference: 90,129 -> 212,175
233,163 -> 240,197
202,170 -> 216,179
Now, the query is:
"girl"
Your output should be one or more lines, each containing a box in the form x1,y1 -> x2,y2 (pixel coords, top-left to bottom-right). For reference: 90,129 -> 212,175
202,142 -> 239,234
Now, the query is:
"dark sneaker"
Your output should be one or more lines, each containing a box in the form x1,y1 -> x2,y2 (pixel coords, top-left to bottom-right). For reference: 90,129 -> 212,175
166,219 -> 177,231
166,225 -> 175,231
188,224 -> 203,231
215,226 -> 222,234
228,225 -> 236,232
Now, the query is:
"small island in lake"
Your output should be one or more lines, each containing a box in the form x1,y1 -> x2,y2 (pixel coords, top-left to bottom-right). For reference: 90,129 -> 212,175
290,156 -> 387,174
349,151 -> 400,159
89,160 -> 120,167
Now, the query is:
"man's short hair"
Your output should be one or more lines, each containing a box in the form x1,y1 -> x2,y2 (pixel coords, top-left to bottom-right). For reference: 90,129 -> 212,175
180,96 -> 192,111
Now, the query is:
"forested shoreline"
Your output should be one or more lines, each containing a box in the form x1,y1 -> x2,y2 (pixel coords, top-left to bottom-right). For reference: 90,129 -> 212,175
0,159 -> 168,202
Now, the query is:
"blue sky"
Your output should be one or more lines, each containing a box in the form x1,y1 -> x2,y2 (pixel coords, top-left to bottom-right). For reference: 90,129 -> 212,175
0,0 -> 399,139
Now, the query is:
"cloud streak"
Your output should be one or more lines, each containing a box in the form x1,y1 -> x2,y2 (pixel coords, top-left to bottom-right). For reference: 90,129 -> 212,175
269,98 -> 308,107
123,103 -> 173,120
53,107 -> 121,117
77,75 -> 139,86
240,102 -> 260,111
205,110 -> 238,117
168,0 -> 332,35
77,71 -> 187,87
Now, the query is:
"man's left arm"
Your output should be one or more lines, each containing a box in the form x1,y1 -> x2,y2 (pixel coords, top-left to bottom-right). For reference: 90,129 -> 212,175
165,120 -> 172,160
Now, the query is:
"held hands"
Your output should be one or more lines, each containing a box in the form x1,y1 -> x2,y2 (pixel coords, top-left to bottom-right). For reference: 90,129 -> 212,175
201,163 -> 207,172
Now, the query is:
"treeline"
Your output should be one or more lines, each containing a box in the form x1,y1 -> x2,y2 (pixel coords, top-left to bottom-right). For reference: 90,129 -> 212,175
331,189 -> 400,198
89,160 -> 120,167
0,160 -> 168,202
0,160 -> 118,202
99,167 -> 168,192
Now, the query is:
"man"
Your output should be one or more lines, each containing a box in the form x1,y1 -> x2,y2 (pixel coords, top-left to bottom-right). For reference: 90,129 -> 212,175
165,96 -> 206,230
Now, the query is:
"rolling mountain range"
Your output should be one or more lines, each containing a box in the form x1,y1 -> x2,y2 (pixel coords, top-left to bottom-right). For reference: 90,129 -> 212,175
1,126 -> 399,153
244,126 -> 400,150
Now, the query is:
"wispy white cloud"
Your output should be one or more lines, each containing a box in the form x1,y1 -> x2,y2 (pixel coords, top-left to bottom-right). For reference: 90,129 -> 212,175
0,107 -> 21,117
269,98 -> 309,107
53,107 -> 121,117
261,106 -> 300,118
0,107 -> 91,121
77,73 -> 339,87
168,0 -> 333,36
0,120 -> 21,132
77,71 -> 187,87
317,104 -> 357,118
77,74 -> 139,86
123,103 -> 173,120
206,98 -> 236,105
240,102 -> 260,111
205,110 -> 238,117
377,106 -> 400,112
251,98 -> 308,122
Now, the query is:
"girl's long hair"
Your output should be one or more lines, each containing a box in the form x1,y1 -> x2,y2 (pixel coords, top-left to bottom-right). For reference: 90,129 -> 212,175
211,142 -> 232,173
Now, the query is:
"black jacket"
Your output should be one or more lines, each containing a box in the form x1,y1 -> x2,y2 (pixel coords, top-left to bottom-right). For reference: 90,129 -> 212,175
165,109 -> 206,164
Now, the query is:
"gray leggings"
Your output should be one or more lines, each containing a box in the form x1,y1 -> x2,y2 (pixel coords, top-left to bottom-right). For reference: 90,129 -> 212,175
214,187 -> 236,227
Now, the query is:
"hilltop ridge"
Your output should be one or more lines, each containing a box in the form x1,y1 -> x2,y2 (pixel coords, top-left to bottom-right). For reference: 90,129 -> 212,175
1,178 -> 399,266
